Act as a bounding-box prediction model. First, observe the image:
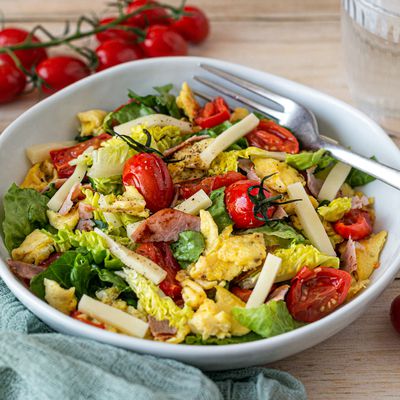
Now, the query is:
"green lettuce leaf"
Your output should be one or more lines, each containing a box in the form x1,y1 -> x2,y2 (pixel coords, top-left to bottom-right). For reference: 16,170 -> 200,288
184,332 -> 262,345
89,175 -> 123,195
2,184 -> 49,251
232,300 -> 303,338
70,253 -> 96,298
286,149 -> 335,171
207,187 -> 233,232
317,197 -> 352,222
170,231 -> 205,269
346,161 -> 377,187
97,269 -> 129,291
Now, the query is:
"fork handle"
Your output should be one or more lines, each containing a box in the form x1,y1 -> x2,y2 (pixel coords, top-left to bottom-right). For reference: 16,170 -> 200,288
321,139 -> 400,191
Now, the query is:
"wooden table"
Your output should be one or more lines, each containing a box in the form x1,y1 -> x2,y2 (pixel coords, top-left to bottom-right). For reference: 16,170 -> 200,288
1,1 -> 399,398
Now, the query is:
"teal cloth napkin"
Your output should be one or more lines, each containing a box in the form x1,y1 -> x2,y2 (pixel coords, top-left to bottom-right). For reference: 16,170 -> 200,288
0,278 -> 307,400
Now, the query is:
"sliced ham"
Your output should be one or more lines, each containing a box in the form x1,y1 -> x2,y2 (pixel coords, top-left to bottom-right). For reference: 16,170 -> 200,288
267,284 -> 290,302
340,238 -> 358,274
7,260 -> 46,280
78,202 -> 94,220
76,219 -> 95,232
351,195 -> 369,209
238,158 -> 260,181
132,208 -> 200,243
163,135 -> 209,158
59,183 -> 81,215
148,316 -> 177,341
306,167 -> 323,198
271,205 -> 288,220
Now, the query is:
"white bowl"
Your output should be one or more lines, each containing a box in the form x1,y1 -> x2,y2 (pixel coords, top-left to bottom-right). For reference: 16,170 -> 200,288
1,57 -> 400,371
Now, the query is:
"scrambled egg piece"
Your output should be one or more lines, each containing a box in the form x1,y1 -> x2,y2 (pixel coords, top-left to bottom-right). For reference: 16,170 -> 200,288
253,157 -> 305,193
230,107 -> 249,123
176,82 -> 200,122
180,278 -> 207,310
44,278 -> 77,314
189,299 -> 231,340
11,230 -> 55,265
200,210 -> 219,254
189,225 -> 266,282
77,109 -> 107,137
346,278 -> 369,300
101,186 -> 149,217
47,207 -> 79,231
322,219 -> 344,246
355,231 -> 387,281
20,159 -> 57,192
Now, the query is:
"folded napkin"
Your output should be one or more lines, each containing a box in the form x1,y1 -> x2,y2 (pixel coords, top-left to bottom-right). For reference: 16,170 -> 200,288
0,279 -> 307,400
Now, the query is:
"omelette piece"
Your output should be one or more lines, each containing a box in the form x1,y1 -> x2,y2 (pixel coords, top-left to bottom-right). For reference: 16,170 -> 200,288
200,210 -> 219,254
44,278 -> 77,314
176,82 -> 200,122
21,159 -> 58,192
77,109 -> 107,137
230,107 -> 249,123
253,157 -> 305,193
47,207 -> 80,231
180,278 -> 207,310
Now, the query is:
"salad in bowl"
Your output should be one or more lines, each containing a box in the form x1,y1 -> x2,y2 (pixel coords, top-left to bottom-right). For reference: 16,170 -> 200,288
1,81 -> 387,345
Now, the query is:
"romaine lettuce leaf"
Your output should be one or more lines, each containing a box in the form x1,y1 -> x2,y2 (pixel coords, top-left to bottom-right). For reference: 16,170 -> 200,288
346,164 -> 376,187
184,332 -> 262,345
89,175 -> 123,195
2,183 -> 49,251
97,269 -> 129,291
317,197 -> 352,222
286,149 -> 335,171
207,187 -> 233,232
232,300 -> 303,338
70,253 -> 96,298
170,231 -> 205,269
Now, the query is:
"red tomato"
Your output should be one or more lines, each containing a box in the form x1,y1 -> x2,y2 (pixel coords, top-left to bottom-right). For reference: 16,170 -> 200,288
95,17 -> 138,43
141,25 -> 188,58
36,56 -> 91,94
125,0 -> 169,28
170,6 -> 209,44
178,171 -> 246,199
71,310 -> 106,329
333,209 -> 372,240
0,58 -> 26,103
50,133 -> 111,178
95,39 -> 143,71
136,242 -> 182,300
122,153 -> 174,212
225,179 -> 275,229
246,119 -> 299,154
287,266 -> 352,323
0,27 -> 47,70
390,295 -> 400,334
195,97 -> 231,129
230,286 -> 253,303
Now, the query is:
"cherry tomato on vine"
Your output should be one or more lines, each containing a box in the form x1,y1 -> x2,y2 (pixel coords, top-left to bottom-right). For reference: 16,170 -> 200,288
195,97 -> 231,129
333,209 -> 372,240
0,27 -> 47,70
225,179 -> 276,229
170,6 -> 209,44
390,295 -> 400,334
287,266 -> 352,323
36,56 -> 91,94
0,58 -> 27,103
246,119 -> 299,154
122,153 -> 174,213
141,25 -> 188,58
95,39 -> 143,71
125,0 -> 169,28
95,17 -> 138,43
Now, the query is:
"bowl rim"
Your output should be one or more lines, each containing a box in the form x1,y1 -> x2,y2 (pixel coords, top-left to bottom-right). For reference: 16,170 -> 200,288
1,56 -> 400,358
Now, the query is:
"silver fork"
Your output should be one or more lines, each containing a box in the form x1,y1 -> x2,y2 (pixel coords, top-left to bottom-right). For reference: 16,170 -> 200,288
194,64 -> 400,191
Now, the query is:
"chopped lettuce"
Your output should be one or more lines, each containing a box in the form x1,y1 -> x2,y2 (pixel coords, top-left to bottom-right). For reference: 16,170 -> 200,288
89,175 -> 123,195
97,269 -> 129,291
207,187 -> 233,232
346,163 -> 376,187
123,268 -> 193,343
286,149 -> 335,171
184,332 -> 262,345
317,197 -> 352,222
70,253 -> 96,298
273,243 -> 339,282
170,231 -> 205,269
232,300 -> 303,338
2,183 -> 49,251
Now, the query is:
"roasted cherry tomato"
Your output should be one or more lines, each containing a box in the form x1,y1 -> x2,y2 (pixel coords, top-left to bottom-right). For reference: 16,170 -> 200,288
225,179 -> 275,229
95,17 -> 138,43
50,133 -> 111,178
0,27 -> 47,70
122,153 -> 174,212
170,6 -> 209,44
333,209 -> 372,240
141,25 -> 188,57
246,119 -> 300,154
230,286 -> 253,303
287,266 -> 352,323
390,295 -> 400,334
125,0 -> 169,28
195,97 -> 231,129
136,242 -> 182,300
178,171 -> 246,199
36,56 -> 91,94
71,310 -> 106,329
95,39 -> 143,71
0,58 -> 26,103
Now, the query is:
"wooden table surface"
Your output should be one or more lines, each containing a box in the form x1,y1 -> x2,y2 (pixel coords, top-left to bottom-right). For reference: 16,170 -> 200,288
1,1 -> 399,399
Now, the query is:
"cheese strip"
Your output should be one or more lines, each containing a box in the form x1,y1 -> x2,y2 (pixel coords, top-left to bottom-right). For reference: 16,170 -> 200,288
318,161 -> 352,201
200,113 -> 260,167
246,253 -> 282,309
174,189 -> 212,215
287,182 -> 336,256
78,295 -> 148,338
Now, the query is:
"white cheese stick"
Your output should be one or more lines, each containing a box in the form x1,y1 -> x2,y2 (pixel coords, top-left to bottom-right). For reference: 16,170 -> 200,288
246,254 -> 282,309
26,140 -> 77,164
200,113 -> 260,167
318,162 -> 352,201
174,189 -> 212,215
94,228 -> 167,284
287,182 -> 336,256
78,295 -> 148,338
